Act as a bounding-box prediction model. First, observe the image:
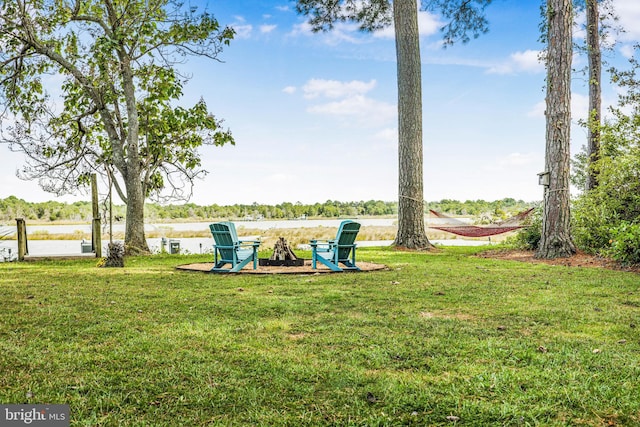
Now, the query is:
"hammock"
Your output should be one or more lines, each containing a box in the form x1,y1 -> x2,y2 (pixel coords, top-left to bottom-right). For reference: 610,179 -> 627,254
427,208 -> 534,238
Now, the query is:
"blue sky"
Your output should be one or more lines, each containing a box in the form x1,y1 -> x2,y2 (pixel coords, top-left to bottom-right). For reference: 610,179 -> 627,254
1,0 -> 640,205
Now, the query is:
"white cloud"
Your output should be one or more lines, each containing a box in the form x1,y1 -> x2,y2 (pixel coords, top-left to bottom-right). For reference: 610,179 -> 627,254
374,10 -> 441,39
574,7 -> 616,50
372,25 -> 393,40
571,93 -> 590,122
303,79 -> 377,99
374,128 -> 397,142
275,5 -> 290,12
619,44 -> 635,59
526,93 -> 590,122
228,16 -> 272,39
231,19 -> 253,39
289,22 -> 313,38
573,9 -> 587,42
282,86 -> 297,94
295,22 -> 363,45
483,152 -> 542,174
511,50 -> 545,72
487,50 -> 544,75
291,15 -> 401,45
417,10 -> 442,36
327,22 -> 364,44
527,100 -> 545,118
577,0 -> 640,49
616,0 -> 640,41
260,24 -> 277,34
307,95 -> 396,124
371,128 -> 398,151
297,78 -> 395,126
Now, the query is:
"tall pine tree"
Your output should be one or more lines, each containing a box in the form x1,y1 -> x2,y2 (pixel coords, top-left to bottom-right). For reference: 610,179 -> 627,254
295,0 -> 492,249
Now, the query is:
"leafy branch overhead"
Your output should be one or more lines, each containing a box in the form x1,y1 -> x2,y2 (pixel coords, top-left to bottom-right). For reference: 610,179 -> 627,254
295,0 -> 492,45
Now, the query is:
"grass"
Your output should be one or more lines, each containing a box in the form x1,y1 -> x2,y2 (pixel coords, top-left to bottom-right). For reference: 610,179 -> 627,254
1,246 -> 639,426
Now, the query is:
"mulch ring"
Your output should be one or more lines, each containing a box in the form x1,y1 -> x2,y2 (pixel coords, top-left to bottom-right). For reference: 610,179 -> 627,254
479,249 -> 640,274
176,259 -> 388,274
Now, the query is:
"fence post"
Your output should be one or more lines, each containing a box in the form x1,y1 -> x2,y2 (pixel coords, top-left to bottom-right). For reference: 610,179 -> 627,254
93,218 -> 102,258
16,218 -> 28,261
91,174 -> 100,255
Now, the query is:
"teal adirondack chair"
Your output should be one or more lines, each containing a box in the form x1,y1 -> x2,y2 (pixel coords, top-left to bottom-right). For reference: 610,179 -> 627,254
310,220 -> 361,272
209,222 -> 260,272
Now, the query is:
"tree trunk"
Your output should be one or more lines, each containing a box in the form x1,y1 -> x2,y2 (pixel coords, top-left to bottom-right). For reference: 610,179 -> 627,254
124,175 -> 150,255
536,0 -> 576,259
392,0 -> 432,250
120,52 -> 150,255
586,0 -> 601,191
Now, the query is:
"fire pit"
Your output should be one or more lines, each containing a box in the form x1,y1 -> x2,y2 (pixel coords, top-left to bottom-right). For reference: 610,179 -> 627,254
259,237 -> 305,267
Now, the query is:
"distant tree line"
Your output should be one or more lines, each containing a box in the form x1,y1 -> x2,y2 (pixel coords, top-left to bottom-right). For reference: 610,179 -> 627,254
146,200 -> 398,221
0,196 -> 93,222
0,196 -> 534,223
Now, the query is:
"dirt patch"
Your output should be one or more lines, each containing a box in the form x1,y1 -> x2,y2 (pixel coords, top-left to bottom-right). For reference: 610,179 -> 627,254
480,249 -> 640,273
176,259 -> 388,274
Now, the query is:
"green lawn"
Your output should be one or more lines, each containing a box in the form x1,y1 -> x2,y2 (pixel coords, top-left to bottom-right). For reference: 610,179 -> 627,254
1,246 -> 638,426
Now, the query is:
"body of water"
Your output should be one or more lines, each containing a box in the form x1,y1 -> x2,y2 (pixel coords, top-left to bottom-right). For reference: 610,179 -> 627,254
0,217 -> 491,260
16,218 -> 401,235
0,237 -> 494,260
7,216 -> 472,235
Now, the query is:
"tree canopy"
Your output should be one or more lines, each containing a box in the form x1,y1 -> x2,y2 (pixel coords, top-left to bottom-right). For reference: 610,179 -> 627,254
295,0 -> 492,45
0,0 -> 234,252
571,46 -> 640,263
